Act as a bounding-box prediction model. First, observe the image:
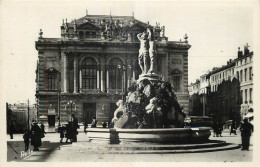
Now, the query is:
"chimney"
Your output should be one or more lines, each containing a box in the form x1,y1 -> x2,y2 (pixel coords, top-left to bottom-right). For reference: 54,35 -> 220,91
244,43 -> 250,55
238,47 -> 243,58
86,9 -> 88,16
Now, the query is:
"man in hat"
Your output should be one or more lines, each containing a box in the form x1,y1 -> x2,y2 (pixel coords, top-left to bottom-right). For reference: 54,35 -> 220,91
72,114 -> 78,142
240,118 -> 254,151
30,122 -> 42,151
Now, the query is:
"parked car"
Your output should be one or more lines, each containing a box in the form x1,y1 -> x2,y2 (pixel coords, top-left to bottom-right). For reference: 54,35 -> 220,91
184,116 -> 214,128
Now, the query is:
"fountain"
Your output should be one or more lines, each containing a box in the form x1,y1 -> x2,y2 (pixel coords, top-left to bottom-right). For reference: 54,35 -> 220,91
86,28 -> 211,143
83,29 -> 239,153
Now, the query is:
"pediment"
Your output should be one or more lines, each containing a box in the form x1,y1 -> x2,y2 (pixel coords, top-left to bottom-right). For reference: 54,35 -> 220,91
77,22 -> 101,30
129,22 -> 151,31
46,67 -> 60,73
170,68 -> 182,75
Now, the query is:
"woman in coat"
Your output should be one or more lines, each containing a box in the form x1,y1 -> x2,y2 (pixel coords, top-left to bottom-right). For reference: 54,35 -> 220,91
30,122 -> 42,151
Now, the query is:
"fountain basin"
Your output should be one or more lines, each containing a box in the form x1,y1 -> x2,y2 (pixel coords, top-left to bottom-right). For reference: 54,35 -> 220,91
85,127 -> 211,143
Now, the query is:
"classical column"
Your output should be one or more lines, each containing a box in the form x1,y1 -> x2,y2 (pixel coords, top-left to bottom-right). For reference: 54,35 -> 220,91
127,67 -> 131,88
106,70 -> 109,93
79,69 -> 82,93
73,56 -> 78,93
97,70 -> 100,90
100,70 -> 105,92
132,70 -> 135,81
63,52 -> 69,93
123,70 -> 126,94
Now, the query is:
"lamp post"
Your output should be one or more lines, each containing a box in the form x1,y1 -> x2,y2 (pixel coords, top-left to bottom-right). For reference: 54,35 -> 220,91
66,100 -> 76,121
118,64 -> 128,101
58,89 -> 61,126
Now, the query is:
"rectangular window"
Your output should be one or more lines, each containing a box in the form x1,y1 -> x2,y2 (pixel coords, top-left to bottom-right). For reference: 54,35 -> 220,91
241,90 -> 243,104
245,58 -> 247,63
92,31 -> 96,38
249,88 -> 252,103
245,89 -> 247,103
79,31 -> 84,39
86,31 -> 90,38
48,73 -> 56,90
249,67 -> 252,80
173,76 -> 181,91
245,68 -> 247,82
237,71 -> 239,80
240,70 -> 243,82
240,60 -> 243,65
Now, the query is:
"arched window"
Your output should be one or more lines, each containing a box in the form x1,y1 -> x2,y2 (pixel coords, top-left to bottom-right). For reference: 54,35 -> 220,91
109,58 -> 123,89
81,57 -> 97,89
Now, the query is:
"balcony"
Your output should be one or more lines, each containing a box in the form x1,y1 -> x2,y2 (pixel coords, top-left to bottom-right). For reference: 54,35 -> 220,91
80,89 -> 100,94
107,89 -> 123,94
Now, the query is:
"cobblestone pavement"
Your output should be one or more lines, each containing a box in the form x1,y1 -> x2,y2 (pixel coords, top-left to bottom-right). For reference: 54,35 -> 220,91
6,129 -> 254,162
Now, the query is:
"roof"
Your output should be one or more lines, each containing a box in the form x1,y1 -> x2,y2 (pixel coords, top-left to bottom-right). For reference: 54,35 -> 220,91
208,61 -> 235,75
65,14 -> 151,29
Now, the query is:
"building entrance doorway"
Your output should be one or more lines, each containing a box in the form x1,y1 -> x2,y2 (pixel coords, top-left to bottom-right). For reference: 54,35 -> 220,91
83,103 -> 96,124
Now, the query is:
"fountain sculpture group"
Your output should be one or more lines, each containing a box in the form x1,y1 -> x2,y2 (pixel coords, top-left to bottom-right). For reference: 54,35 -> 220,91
111,28 -> 185,129
86,28 -> 211,144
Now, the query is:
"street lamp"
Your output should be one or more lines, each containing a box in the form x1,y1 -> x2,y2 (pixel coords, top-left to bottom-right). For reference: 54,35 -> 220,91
66,100 -> 76,121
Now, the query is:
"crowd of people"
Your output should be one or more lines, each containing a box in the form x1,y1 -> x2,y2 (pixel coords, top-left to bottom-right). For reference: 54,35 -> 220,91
22,121 -> 46,151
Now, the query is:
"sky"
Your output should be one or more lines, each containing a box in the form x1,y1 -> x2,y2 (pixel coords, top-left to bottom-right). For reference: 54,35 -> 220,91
0,0 -> 258,104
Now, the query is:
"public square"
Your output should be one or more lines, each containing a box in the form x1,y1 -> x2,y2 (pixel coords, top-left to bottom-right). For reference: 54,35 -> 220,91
7,128 -> 253,162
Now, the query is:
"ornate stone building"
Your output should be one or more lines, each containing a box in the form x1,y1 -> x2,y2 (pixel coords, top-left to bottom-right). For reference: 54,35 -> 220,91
35,12 -> 191,126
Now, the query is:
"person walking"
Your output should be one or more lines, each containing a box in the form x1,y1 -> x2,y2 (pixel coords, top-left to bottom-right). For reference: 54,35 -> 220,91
216,122 -> 223,137
23,130 -> 30,151
240,118 -> 254,151
40,122 -> 46,138
72,114 -> 78,142
58,126 -> 65,143
30,122 -> 42,151
230,120 -> 237,135
84,121 -> 88,133
65,121 -> 73,143
212,121 -> 217,137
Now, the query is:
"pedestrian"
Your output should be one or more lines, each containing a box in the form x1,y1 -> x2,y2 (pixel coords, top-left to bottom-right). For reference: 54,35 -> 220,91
240,118 -> 254,151
30,122 -> 42,151
72,114 -> 79,142
23,130 -> 30,151
84,121 -> 88,133
216,122 -> 223,137
58,126 -> 65,143
9,120 -> 14,139
91,117 -> 97,128
230,120 -> 237,135
102,122 -> 107,128
212,121 -> 217,137
65,121 -> 73,143
40,122 -> 46,138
